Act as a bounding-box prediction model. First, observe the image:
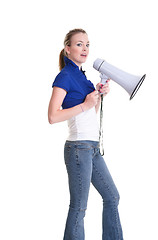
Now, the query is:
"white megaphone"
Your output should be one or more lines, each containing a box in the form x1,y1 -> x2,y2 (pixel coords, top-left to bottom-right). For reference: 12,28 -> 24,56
93,58 -> 146,100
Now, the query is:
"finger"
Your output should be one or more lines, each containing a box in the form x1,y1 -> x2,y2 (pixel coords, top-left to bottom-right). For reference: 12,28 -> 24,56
103,85 -> 109,90
101,86 -> 109,91
100,87 -> 110,94
95,90 -> 99,95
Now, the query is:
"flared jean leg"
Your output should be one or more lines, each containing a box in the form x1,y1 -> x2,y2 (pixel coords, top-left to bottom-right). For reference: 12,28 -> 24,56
91,151 -> 123,240
63,141 -> 93,240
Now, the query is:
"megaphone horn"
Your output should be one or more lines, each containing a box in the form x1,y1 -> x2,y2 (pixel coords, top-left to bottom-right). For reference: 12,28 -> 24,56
93,58 -> 146,100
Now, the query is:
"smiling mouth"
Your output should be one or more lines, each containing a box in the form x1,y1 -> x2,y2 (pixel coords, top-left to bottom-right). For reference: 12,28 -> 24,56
81,54 -> 87,57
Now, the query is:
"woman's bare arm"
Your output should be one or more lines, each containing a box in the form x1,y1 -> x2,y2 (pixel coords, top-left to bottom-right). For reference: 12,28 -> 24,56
48,87 -> 99,124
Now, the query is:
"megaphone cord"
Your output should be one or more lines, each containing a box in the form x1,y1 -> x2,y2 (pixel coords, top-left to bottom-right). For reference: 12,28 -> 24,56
99,94 -> 104,156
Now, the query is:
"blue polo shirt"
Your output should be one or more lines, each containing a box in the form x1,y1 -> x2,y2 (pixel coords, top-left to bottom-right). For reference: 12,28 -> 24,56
52,56 -> 95,109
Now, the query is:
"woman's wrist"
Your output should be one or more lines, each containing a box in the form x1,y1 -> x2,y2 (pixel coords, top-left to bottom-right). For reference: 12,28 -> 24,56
80,104 -> 84,112
80,102 -> 88,112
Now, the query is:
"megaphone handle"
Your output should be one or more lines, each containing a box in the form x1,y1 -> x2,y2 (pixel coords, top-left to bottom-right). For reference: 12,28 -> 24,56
100,73 -> 109,85
100,78 -> 108,85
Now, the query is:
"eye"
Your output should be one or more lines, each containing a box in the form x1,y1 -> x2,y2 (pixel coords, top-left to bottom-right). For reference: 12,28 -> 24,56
86,43 -> 90,48
77,43 -> 82,47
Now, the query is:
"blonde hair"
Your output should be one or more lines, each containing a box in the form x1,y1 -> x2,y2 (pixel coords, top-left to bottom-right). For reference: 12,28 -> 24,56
59,28 -> 87,71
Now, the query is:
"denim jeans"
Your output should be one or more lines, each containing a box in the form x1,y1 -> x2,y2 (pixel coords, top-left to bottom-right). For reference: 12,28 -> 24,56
63,140 -> 123,240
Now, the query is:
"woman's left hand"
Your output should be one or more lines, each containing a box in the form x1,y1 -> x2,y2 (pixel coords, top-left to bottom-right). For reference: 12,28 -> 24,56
96,79 -> 110,97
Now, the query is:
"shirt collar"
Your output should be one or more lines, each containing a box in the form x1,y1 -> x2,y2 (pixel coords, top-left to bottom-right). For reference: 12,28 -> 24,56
64,56 -> 79,69
64,56 -> 86,75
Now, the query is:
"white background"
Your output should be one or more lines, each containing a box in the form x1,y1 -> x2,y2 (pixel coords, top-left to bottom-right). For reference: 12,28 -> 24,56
0,0 -> 158,239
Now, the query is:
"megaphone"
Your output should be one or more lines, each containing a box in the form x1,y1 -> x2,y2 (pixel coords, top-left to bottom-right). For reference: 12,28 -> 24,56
93,58 -> 146,100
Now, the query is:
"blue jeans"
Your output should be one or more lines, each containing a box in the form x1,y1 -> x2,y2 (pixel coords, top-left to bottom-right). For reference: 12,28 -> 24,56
63,140 -> 123,240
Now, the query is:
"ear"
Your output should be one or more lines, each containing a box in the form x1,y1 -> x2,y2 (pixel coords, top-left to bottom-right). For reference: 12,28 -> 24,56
65,45 -> 70,55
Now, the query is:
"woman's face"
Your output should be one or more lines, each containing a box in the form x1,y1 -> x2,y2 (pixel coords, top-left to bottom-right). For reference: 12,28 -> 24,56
65,33 -> 90,67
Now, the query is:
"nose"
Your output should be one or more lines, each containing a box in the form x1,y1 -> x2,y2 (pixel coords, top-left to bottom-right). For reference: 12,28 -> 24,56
82,47 -> 86,52
82,44 -> 87,51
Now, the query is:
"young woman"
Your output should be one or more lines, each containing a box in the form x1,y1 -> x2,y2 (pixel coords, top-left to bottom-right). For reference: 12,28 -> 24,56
48,29 -> 123,240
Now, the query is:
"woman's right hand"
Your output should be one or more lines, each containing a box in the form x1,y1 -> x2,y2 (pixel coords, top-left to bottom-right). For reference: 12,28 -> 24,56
83,90 -> 100,111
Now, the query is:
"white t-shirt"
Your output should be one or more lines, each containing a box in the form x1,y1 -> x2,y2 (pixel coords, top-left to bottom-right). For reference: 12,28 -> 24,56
67,107 -> 99,141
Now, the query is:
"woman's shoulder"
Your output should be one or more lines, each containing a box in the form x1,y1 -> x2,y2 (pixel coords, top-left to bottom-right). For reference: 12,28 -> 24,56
52,68 -> 72,91
55,67 -> 72,81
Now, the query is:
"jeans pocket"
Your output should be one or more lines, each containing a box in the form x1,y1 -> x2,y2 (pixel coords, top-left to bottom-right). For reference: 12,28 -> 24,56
76,144 -> 92,165
76,143 -> 92,151
64,142 -> 93,166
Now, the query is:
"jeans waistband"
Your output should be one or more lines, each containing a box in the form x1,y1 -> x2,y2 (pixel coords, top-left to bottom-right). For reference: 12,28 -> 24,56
65,140 -> 100,149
